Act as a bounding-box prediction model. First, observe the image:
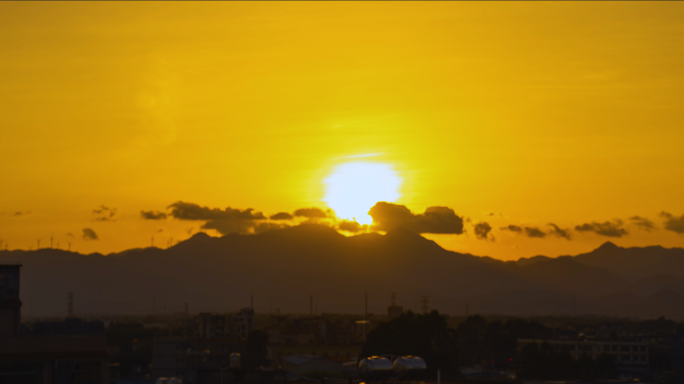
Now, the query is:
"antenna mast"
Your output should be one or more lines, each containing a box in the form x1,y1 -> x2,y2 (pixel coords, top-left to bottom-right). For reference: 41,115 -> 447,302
421,295 -> 430,314
68,293 -> 74,318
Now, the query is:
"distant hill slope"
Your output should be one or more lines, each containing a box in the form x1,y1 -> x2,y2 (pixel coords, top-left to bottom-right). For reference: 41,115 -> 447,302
1,225 -> 683,318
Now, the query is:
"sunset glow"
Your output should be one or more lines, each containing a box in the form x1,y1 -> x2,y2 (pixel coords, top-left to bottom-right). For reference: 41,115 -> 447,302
323,161 -> 402,225
0,2 -> 683,259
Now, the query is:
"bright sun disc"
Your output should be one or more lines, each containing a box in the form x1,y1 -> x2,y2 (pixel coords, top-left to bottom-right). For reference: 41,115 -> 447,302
323,161 -> 402,225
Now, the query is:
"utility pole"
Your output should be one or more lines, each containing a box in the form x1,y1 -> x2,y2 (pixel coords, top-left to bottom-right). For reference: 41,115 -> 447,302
364,291 -> 368,340
572,295 -> 576,316
421,295 -> 430,314
68,293 -> 74,318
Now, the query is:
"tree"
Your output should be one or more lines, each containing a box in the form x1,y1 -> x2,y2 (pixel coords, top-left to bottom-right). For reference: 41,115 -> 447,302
360,310 -> 458,375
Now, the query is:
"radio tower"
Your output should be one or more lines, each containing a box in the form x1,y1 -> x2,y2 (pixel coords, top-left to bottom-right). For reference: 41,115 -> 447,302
68,293 -> 74,318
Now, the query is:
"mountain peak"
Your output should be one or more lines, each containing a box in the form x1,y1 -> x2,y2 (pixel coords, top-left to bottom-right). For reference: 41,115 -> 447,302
188,231 -> 213,241
597,241 -> 619,250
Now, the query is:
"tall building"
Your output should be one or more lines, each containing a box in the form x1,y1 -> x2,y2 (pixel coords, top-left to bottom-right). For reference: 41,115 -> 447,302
232,308 -> 254,339
0,264 -> 22,338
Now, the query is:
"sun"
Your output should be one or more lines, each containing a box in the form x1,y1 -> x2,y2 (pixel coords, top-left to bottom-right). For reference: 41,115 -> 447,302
323,161 -> 402,225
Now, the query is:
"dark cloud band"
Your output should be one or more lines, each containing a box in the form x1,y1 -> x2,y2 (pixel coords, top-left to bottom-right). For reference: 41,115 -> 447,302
368,202 -> 464,234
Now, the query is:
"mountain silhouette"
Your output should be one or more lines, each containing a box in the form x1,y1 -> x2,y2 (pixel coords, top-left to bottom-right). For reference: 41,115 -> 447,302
2,226 -> 684,318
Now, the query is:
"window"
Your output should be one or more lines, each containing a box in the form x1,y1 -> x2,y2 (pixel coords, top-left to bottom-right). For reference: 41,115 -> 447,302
612,346 -> 618,352
621,355 -> 630,362
620,346 -> 629,352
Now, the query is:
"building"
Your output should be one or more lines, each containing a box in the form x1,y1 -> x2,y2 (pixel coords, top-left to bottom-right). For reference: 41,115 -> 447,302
517,338 -> 649,376
0,264 -> 22,338
153,337 -> 246,384
198,308 -> 254,340
232,308 -> 254,340
270,345 -> 360,366
31,318 -> 105,336
199,313 -> 231,339
0,264 -> 111,384
280,355 -> 345,376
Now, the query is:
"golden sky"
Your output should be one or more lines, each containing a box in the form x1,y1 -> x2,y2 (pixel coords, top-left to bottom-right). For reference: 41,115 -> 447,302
1,1 -> 684,259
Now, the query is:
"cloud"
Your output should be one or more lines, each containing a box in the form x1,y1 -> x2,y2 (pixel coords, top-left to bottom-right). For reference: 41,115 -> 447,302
473,222 -> 493,240
525,227 -> 546,238
501,225 -> 546,238
167,201 -> 267,235
254,222 -> 291,234
293,207 -> 328,219
270,212 -> 294,220
12,211 -> 30,216
168,201 -> 265,221
66,232 -> 75,237
661,212 -> 684,234
575,220 -> 627,238
82,228 -> 98,241
629,216 -> 656,232
368,202 -> 464,234
548,223 -> 571,240
141,210 -> 167,220
92,205 -> 117,222
338,220 -> 367,233
501,225 -> 522,233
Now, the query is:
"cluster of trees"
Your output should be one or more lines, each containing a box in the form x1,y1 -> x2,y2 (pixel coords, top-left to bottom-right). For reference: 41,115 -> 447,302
360,310 -> 458,375
361,311 -> 618,380
454,314 -> 552,372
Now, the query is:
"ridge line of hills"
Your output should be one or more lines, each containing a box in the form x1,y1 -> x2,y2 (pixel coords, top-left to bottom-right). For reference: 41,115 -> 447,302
1,224 -> 684,318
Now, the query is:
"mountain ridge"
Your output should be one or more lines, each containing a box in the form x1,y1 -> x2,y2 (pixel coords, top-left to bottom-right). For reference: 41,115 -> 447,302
1,226 -> 683,317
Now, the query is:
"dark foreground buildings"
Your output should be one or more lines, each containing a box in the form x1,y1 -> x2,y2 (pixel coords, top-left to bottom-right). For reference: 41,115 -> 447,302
0,264 -> 111,384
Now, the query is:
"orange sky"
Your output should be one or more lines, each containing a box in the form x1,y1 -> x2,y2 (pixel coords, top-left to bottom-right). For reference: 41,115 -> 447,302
1,2 -> 684,259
